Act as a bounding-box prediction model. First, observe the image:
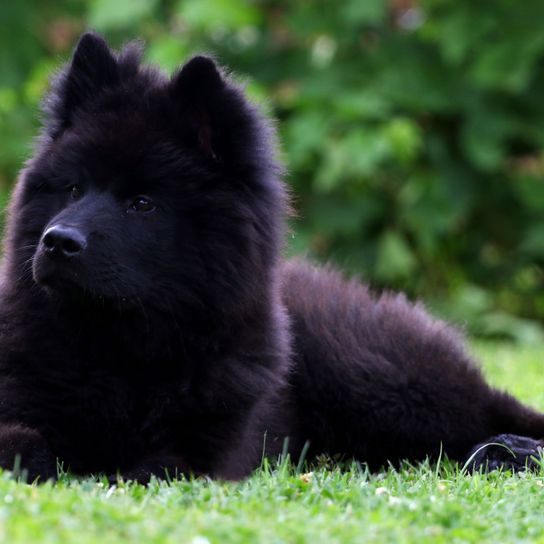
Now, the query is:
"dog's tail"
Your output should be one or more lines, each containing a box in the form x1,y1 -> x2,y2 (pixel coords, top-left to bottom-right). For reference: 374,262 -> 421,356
489,389 -> 544,439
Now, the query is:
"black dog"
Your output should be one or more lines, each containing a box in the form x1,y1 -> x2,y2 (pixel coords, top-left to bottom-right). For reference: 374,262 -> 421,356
1,32 -> 542,483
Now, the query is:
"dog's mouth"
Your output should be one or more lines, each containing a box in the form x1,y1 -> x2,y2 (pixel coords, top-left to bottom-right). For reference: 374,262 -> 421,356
34,270 -> 101,308
33,255 -> 83,291
32,254 -> 133,308
36,277 -> 134,311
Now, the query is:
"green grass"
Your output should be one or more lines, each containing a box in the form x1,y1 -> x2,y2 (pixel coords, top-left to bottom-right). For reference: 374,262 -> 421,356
1,342 -> 544,543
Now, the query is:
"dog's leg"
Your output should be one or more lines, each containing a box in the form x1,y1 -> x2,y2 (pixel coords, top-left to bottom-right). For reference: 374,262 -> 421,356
0,424 -> 58,482
465,434 -> 544,472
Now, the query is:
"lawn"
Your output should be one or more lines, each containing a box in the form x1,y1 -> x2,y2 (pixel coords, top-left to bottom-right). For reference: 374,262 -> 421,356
0,343 -> 543,544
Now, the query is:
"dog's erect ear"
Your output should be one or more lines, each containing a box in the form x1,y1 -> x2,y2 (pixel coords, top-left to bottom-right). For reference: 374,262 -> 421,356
64,32 -> 119,114
45,32 -> 119,137
170,56 -> 226,159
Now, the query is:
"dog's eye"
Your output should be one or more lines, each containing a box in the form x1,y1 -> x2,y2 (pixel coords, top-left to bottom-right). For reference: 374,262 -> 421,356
128,196 -> 156,213
70,185 -> 82,200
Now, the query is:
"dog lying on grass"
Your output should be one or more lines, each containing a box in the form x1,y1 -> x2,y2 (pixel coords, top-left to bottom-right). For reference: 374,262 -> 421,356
0,32 -> 542,483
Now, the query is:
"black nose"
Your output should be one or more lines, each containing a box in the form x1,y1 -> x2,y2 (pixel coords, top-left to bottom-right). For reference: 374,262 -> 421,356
42,225 -> 87,260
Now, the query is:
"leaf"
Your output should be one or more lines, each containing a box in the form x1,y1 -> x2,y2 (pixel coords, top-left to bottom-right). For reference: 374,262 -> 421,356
146,37 -> 188,73
375,230 -> 417,281
89,0 -> 159,30
520,223 -> 544,258
177,0 -> 260,31
382,118 -> 422,164
284,112 -> 330,169
479,313 -> 544,344
471,40 -> 544,92
460,105 -> 513,171
0,88 -> 17,114
333,91 -> 391,121
341,0 -> 385,25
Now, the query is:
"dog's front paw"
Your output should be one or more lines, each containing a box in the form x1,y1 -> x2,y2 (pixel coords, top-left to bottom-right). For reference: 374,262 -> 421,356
107,453 -> 188,485
465,434 -> 544,472
0,424 -> 57,482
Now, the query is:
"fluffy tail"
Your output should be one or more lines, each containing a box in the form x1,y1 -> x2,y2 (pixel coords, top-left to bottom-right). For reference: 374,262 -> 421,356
489,390 -> 544,439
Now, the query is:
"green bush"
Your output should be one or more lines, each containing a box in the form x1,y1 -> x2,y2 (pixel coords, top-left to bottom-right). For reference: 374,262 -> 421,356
2,0 -> 544,341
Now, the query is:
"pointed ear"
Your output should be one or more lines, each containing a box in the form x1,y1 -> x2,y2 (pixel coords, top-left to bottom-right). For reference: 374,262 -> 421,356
64,32 -> 119,114
170,56 -> 226,159
45,32 -> 119,136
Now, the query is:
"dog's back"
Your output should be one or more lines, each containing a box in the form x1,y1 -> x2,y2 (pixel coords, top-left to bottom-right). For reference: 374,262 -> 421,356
281,259 -> 544,468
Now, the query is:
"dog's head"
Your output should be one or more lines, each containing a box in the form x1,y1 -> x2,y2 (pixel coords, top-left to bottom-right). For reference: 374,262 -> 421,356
7,33 -> 286,320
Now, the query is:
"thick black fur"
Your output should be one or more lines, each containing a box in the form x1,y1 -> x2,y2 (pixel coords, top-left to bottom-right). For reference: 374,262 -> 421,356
1,33 -> 543,483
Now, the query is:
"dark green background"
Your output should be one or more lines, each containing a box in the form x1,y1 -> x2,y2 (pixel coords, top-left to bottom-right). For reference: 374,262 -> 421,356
2,0 -> 544,341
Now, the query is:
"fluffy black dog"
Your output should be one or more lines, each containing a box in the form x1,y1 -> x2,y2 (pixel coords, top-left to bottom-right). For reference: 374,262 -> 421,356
1,32 -> 543,483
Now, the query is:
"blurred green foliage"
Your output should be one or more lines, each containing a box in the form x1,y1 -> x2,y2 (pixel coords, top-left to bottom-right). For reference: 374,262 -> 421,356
2,0 -> 544,341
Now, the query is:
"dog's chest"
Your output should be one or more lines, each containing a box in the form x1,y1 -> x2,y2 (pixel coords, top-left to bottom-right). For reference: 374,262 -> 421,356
35,365 -> 187,473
